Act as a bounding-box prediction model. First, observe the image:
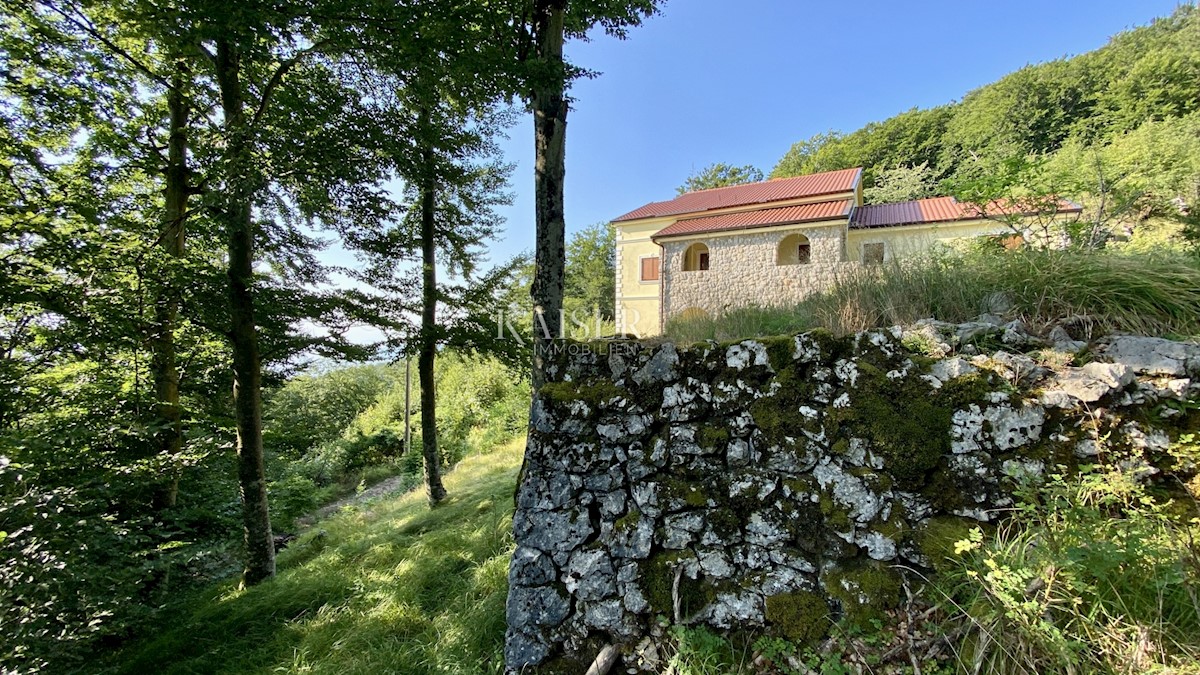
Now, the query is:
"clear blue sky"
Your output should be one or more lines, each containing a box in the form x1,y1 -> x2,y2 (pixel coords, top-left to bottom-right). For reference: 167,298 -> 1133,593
484,0 -> 1184,265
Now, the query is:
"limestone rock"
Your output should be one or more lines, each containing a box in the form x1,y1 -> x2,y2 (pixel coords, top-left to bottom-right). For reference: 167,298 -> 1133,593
956,321 -> 1002,345
510,546 -> 557,586
930,356 -> 978,383
1047,325 -> 1087,352
564,549 -> 616,601
513,508 -> 592,556
507,584 -> 569,628
726,340 -> 770,370
505,327 -> 1191,672
1051,362 -> 1135,403
1100,335 -> 1200,377
610,516 -> 654,559
633,344 -> 678,385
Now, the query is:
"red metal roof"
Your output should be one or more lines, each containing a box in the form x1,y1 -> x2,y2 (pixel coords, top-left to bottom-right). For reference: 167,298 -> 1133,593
613,167 -> 863,223
652,200 -> 853,239
851,196 -> 1082,229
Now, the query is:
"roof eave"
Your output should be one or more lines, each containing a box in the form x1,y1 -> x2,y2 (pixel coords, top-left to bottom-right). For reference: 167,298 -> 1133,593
651,215 -> 849,242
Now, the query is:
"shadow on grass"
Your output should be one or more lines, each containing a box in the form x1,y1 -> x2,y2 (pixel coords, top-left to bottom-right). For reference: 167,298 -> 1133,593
108,440 -> 523,675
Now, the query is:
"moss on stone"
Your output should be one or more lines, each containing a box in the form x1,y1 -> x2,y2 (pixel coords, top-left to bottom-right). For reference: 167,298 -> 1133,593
919,459 -> 968,513
707,508 -> 742,538
538,380 -> 624,409
784,476 -> 818,497
837,360 -> 951,487
818,493 -> 853,532
765,591 -> 833,645
848,466 -> 894,493
761,335 -> 796,372
830,438 -> 850,456
914,515 -> 978,573
662,477 -> 710,508
872,502 -> 908,540
749,362 -> 822,446
613,509 -> 641,533
640,551 -> 712,618
937,371 -> 1001,409
823,561 -> 901,626
807,328 -> 852,361
696,425 -> 730,451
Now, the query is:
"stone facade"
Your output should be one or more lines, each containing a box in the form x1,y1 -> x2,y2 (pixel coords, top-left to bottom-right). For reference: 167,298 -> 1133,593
660,224 -> 859,322
505,326 -> 1200,673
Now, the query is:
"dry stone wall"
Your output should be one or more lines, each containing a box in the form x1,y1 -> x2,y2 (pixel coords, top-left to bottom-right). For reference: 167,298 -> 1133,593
505,324 -> 1200,673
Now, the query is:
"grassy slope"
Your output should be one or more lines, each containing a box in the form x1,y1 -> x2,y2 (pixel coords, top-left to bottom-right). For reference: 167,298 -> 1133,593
664,249 -> 1200,344
111,439 -> 523,675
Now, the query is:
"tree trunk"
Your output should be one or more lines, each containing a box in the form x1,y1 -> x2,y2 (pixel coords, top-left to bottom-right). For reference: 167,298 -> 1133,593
529,0 -> 568,391
215,38 -> 275,586
149,64 -> 188,511
418,141 -> 446,506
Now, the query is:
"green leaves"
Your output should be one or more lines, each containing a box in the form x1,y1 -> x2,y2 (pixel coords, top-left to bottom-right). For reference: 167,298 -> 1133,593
677,162 -> 764,194
770,4 -> 1200,225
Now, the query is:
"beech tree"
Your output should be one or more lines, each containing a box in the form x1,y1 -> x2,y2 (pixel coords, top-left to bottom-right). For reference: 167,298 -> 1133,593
132,0 -> 410,583
516,0 -> 664,388
863,162 -> 942,205
677,162 -> 763,194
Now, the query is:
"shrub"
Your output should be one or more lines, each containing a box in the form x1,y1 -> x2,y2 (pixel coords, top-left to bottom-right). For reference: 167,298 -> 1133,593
938,464 -> 1200,674
263,364 -> 400,460
268,474 -> 334,529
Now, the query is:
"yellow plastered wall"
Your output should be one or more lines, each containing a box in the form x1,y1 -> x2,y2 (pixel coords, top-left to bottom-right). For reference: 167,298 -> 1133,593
846,219 -> 1010,262
614,218 -> 669,337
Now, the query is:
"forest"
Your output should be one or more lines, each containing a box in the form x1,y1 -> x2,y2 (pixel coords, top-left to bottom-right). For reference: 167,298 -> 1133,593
2,2 -> 1200,674
769,6 -> 1200,241
0,0 -> 652,671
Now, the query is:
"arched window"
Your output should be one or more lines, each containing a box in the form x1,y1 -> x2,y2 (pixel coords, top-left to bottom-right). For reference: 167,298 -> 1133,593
777,233 -> 812,265
682,242 -> 710,271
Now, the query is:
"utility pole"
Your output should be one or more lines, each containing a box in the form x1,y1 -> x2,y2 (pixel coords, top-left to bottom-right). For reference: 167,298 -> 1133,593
403,357 -> 412,455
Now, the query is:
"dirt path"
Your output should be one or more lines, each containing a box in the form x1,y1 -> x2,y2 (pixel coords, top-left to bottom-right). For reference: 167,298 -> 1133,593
294,474 -> 415,530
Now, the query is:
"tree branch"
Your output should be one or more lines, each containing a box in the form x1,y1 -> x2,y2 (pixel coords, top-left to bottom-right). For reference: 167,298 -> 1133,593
43,0 -> 175,91
248,39 -> 333,131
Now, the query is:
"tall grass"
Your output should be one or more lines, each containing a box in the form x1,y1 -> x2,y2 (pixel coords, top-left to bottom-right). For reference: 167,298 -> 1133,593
107,438 -> 524,675
665,249 -> 1200,343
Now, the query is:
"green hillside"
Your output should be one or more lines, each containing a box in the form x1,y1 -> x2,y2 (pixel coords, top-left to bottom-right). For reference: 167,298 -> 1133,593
771,6 -> 1200,215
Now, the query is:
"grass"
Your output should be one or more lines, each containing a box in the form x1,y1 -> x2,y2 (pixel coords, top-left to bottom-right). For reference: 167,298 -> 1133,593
665,248 -> 1200,343
106,438 -> 524,675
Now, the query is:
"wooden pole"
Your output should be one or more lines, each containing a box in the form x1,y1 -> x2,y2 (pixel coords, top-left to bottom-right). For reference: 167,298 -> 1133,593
584,645 -> 619,675
404,357 -> 412,455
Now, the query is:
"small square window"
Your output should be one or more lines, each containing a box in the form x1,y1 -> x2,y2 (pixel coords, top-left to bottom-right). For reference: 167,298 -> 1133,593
862,242 -> 885,264
640,256 -> 660,282
797,244 -> 811,265
698,252 -> 710,271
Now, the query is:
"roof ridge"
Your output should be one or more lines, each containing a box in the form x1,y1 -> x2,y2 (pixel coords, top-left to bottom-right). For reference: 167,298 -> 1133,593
613,167 -> 865,223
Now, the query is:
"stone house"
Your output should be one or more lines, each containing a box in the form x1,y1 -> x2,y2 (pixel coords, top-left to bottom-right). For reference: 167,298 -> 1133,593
611,167 -> 1080,337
